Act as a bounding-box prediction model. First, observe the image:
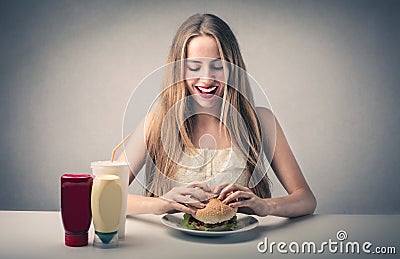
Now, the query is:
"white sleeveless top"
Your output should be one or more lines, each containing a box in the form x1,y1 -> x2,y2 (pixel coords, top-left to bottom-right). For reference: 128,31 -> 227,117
174,147 -> 250,187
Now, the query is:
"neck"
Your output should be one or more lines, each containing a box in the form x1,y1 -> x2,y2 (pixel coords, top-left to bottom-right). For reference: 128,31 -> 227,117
193,113 -> 221,128
190,112 -> 232,149
192,103 -> 221,116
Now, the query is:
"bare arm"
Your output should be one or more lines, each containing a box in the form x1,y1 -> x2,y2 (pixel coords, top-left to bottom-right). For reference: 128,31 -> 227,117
125,193 -> 199,215
116,117 -> 147,185
265,109 -> 317,217
116,117 -> 153,215
117,115 -> 209,216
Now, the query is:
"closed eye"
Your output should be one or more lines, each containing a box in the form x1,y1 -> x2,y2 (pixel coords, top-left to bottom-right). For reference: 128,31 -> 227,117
187,66 -> 201,72
211,65 -> 223,70
211,59 -> 223,70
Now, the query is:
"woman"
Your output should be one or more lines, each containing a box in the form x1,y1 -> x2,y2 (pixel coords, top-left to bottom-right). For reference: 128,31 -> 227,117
119,13 -> 316,218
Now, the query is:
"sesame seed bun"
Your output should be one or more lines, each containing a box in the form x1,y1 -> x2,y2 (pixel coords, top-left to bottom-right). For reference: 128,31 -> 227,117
193,198 -> 238,224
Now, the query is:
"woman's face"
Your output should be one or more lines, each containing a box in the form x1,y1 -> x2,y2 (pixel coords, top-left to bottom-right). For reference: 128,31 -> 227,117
184,35 -> 227,109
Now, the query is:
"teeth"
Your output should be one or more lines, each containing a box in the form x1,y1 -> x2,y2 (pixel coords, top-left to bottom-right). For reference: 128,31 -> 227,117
197,86 -> 217,93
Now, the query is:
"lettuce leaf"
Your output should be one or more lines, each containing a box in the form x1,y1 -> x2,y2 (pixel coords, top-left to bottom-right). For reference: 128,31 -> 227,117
181,213 -> 238,231
182,213 -> 198,230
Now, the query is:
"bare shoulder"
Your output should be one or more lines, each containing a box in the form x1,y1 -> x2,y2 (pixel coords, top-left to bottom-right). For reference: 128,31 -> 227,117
255,106 -> 279,144
255,107 -> 277,127
255,106 -> 274,117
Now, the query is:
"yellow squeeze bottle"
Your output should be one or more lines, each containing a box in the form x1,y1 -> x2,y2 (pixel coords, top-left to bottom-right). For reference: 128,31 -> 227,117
91,174 -> 122,248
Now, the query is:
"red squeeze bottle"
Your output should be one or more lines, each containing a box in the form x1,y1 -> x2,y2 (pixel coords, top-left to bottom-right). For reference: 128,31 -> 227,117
61,174 -> 93,247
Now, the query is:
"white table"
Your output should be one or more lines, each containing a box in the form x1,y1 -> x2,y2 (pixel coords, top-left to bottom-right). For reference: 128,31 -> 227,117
0,211 -> 398,259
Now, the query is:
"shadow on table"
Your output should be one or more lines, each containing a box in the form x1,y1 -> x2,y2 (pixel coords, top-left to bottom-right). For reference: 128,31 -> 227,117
127,215 -> 163,227
168,215 -> 316,244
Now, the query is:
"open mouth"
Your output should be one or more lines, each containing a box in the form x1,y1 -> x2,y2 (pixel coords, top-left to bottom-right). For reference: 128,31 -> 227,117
195,85 -> 218,97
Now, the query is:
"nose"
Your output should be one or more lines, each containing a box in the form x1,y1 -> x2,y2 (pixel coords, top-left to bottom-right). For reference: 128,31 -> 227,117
199,68 -> 215,84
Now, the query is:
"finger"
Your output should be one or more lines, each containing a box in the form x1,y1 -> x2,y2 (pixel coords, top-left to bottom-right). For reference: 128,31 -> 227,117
178,195 -> 205,205
180,188 -> 211,202
187,181 -> 201,188
188,181 -> 211,192
218,183 -> 236,199
222,191 -> 252,204
228,200 -> 249,209
187,201 -> 206,209
172,203 -> 196,215
161,192 -> 192,203
212,182 -> 230,194
219,184 -> 250,199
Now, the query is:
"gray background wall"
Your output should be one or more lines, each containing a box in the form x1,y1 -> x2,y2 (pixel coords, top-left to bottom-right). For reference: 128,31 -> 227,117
0,0 -> 399,213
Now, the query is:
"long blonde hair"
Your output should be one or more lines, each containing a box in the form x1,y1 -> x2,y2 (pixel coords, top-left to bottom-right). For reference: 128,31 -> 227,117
145,13 -> 271,198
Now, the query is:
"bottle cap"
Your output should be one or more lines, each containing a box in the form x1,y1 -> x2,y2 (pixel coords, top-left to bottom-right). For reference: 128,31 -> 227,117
93,231 -> 118,248
65,233 -> 88,247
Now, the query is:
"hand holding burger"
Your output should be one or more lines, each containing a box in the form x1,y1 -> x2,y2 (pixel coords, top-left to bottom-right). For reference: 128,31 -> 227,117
214,183 -> 272,217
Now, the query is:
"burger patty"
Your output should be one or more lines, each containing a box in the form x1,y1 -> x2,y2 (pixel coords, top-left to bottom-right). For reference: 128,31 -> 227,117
188,214 -> 236,228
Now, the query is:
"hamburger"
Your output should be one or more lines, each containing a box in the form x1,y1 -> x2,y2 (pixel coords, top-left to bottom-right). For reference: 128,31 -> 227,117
182,198 -> 238,231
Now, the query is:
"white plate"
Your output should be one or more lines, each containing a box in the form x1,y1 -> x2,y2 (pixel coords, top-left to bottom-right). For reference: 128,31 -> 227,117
161,213 -> 259,237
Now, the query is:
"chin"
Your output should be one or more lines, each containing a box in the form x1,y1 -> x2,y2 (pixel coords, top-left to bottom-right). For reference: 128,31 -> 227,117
190,94 -> 221,110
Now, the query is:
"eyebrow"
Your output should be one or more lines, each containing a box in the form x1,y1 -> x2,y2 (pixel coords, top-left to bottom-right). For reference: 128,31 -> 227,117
186,60 -> 202,64
210,58 -> 222,63
186,58 -> 222,64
